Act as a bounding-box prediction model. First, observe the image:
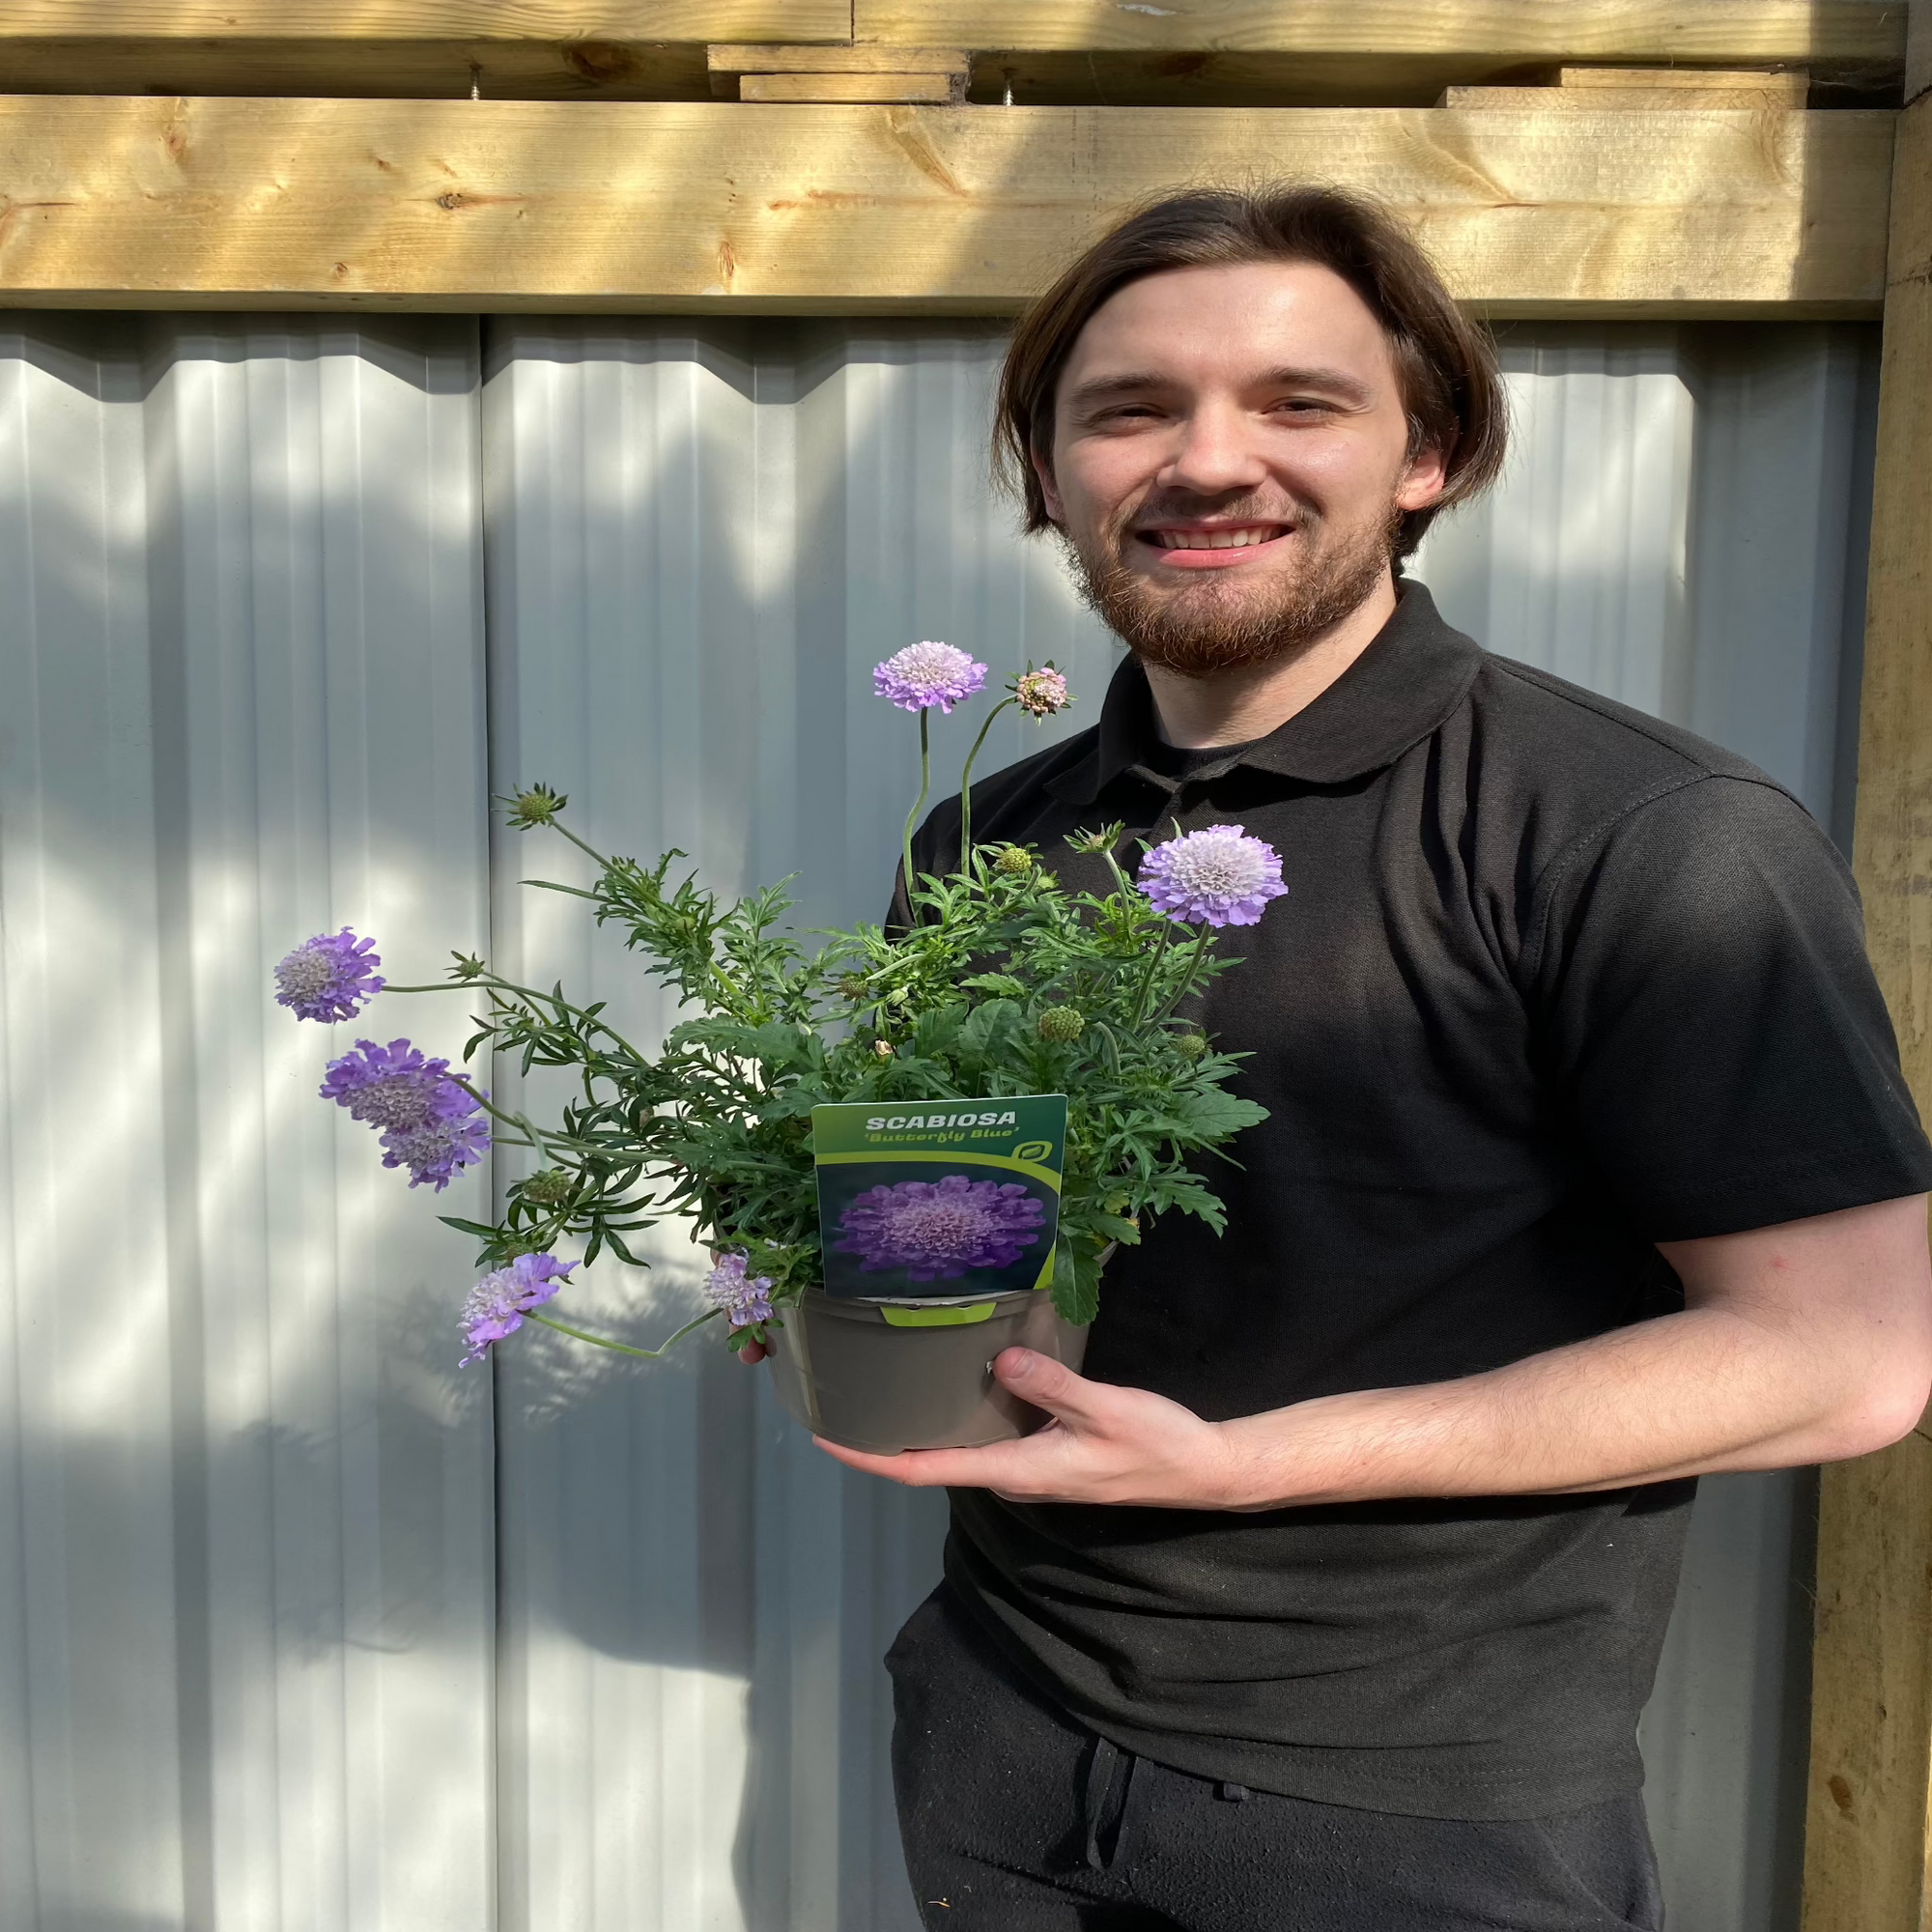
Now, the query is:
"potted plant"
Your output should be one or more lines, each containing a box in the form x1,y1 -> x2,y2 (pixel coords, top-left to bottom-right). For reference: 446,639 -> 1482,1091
272,644 -> 1286,1451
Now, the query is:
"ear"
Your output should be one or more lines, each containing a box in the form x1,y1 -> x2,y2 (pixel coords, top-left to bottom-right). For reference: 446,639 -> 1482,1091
1031,448 -> 1067,526
1395,436 -> 1452,514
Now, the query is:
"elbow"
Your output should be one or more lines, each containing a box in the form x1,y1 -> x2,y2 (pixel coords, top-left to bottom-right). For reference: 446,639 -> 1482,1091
1814,1358 -> 1932,1463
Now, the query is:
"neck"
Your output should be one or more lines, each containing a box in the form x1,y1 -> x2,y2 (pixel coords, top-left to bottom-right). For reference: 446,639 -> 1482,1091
1141,571 -> 1399,750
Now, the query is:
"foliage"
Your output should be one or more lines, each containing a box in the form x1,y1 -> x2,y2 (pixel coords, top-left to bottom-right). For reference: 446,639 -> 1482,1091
435,816 -> 1268,1340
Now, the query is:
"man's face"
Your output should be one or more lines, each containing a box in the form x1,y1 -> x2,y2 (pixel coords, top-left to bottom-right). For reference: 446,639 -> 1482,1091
1036,261 -> 1450,676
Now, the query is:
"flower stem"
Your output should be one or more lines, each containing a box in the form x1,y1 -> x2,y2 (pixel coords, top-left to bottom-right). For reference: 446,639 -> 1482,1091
956,696 -> 1016,870
1129,919 -> 1174,1031
382,973 -> 651,1067
901,706 -> 932,925
526,1305 -> 721,1358
1150,923 -> 1216,1025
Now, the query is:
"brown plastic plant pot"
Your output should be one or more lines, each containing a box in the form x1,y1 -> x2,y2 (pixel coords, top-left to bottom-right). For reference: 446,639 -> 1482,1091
762,1285 -> 1091,1453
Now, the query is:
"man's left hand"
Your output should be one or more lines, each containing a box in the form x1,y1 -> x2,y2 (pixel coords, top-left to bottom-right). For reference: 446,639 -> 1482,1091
814,1348 -> 1235,1506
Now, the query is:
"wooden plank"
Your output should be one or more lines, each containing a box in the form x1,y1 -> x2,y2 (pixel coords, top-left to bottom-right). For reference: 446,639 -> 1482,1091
0,96 -> 1889,316
0,5 -> 1899,103
0,3 -> 853,38
0,41 -> 727,100
1803,86 -> 1932,1932
0,4 -> 854,99
856,1 -> 1903,67
708,44 -> 968,74
1554,65 -> 1808,93
1444,84 -> 1806,111
739,71 -> 957,101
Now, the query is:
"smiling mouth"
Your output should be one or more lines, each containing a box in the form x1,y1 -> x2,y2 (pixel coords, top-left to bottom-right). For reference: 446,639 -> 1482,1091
1139,524 -> 1292,551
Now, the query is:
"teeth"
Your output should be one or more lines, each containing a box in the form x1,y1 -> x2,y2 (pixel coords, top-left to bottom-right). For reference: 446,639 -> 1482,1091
1151,526 -> 1284,550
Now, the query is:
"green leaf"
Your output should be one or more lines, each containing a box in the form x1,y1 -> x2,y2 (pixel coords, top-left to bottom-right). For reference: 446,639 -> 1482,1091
1163,1088 -> 1269,1139
439,1215 -> 506,1241
959,998 -> 1023,1060
1050,1236 -> 1102,1327
959,972 -> 1026,997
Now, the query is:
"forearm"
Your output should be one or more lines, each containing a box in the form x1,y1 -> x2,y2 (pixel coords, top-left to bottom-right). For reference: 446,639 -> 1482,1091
1216,1302 -> 1912,1510
815,1200 -> 1932,1509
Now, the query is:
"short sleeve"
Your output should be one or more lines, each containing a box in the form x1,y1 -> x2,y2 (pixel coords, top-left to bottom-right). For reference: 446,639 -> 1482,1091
1530,775 -> 1932,1239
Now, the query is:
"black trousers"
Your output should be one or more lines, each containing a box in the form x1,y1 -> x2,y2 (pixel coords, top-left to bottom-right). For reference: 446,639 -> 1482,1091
886,1583 -> 1665,1932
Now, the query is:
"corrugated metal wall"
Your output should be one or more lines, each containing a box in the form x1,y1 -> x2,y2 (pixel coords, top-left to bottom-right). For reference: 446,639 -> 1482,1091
0,316 -> 497,1931
0,312 -> 1880,1932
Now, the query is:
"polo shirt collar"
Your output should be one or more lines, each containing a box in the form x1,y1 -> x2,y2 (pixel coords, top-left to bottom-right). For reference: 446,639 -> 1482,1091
1045,580 -> 1484,804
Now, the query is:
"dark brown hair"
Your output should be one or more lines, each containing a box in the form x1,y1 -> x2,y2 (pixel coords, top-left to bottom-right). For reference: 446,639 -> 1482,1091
995,185 -> 1507,561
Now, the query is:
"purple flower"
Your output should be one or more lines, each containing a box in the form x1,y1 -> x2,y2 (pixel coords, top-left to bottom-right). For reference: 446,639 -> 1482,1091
321,1037 -> 491,1189
274,928 -> 384,1022
380,1100 -> 491,1191
460,1252 -> 576,1365
321,1037 -> 455,1132
1012,665 -> 1071,719
873,640 -> 988,714
1138,825 -> 1288,928
835,1175 -> 1047,1282
703,1252 -> 776,1329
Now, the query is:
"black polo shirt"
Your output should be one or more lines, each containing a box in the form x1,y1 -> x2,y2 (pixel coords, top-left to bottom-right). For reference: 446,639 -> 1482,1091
901,581 -> 1932,1821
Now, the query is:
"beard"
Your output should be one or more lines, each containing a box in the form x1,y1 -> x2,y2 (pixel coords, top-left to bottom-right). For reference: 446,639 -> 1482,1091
1063,498 -> 1398,679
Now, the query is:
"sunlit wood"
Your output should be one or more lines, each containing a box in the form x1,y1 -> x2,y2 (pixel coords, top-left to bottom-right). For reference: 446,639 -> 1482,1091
1804,82 -> 1932,1932
0,95 -> 1889,315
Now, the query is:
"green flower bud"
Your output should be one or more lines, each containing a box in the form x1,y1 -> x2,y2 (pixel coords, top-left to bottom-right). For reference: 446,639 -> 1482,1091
505,781 -> 567,829
993,845 -> 1034,876
1037,1005 -> 1085,1043
1064,822 -> 1123,856
520,1167 -> 575,1206
1172,1030 -> 1209,1062
838,974 -> 872,1003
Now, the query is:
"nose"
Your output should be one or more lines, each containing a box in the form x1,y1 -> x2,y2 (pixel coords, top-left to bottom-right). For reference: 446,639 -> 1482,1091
1159,397 -> 1270,498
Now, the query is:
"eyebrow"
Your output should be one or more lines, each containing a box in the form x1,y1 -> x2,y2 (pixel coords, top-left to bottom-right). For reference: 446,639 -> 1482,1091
1064,364 -> 1378,411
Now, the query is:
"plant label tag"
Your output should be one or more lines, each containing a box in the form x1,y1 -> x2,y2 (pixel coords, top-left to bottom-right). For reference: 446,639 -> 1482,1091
810,1094 -> 1069,1302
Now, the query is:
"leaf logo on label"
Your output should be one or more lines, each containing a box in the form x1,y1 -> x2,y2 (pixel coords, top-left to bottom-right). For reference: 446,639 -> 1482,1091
1012,1140 -> 1052,1162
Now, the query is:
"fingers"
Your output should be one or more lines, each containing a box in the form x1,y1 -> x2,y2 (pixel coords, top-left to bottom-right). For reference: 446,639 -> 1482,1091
737,1339 -> 769,1365
992,1348 -> 1094,1416
813,1437 -> 1008,1488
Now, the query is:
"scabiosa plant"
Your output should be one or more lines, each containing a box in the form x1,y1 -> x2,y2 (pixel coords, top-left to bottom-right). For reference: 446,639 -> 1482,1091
459,1252 -> 576,1364
872,640 -> 988,714
321,1037 -> 457,1131
1139,824 -> 1289,928
704,1251 -> 777,1331
955,661 -> 1074,865
835,1177 -> 1048,1282
380,1101 -> 491,1192
278,636 -> 1284,1354
879,641 -> 991,907
1012,665 -> 1071,720
274,928 -> 384,1022
320,1037 -> 491,1189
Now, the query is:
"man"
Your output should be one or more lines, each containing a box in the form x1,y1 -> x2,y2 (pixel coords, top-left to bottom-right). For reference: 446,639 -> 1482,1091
815,188 -> 1932,1929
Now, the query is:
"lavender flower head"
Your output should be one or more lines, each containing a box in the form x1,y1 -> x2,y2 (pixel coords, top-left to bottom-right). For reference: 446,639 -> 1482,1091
835,1175 -> 1047,1282
460,1252 -> 576,1365
873,640 -> 988,714
380,1100 -> 491,1192
1012,665 -> 1071,719
274,928 -> 384,1022
321,1037 -> 456,1131
1139,825 -> 1288,928
321,1037 -> 491,1190
703,1252 -> 776,1330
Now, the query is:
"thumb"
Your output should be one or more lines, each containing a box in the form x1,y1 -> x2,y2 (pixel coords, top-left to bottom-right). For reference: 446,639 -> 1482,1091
993,1348 -> 1095,1419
